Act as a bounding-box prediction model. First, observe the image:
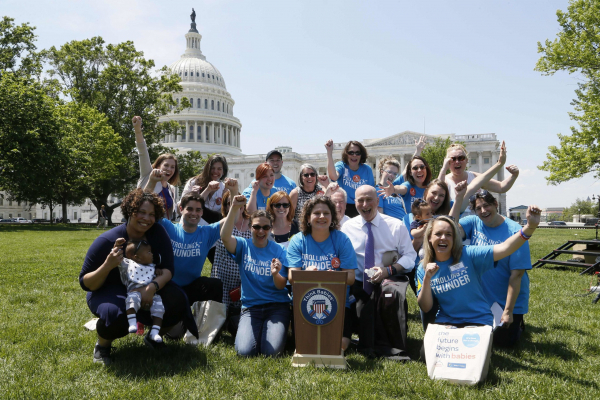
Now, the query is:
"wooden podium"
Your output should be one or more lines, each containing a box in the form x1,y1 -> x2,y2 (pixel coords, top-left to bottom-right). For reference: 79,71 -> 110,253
290,270 -> 348,369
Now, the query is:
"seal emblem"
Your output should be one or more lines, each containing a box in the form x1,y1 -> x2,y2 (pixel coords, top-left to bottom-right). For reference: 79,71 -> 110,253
410,188 -> 416,196
300,288 -> 338,326
317,190 -> 324,196
215,197 -> 222,205
352,175 -> 361,183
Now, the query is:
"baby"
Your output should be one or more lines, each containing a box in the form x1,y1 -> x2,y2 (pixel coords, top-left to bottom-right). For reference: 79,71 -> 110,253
116,238 -> 165,344
409,199 -> 433,236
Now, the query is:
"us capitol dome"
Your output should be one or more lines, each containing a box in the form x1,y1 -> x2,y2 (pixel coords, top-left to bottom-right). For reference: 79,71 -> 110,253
159,11 -> 242,156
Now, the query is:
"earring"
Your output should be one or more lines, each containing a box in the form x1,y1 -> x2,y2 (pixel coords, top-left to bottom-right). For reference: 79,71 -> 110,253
330,221 -> 336,228
307,222 -> 311,227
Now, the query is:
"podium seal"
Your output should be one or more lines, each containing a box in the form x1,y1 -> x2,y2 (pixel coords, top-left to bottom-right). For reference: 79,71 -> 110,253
301,288 -> 338,326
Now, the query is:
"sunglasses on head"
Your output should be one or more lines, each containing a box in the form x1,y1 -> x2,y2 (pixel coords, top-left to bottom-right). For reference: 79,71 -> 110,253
302,172 -> 316,178
469,189 -> 491,203
412,164 -> 426,171
413,198 -> 428,206
252,224 -> 272,231
450,155 -> 466,162
273,203 -> 290,209
347,151 -> 361,156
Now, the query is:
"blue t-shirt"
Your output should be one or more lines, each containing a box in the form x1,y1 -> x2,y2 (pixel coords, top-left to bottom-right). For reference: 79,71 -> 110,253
158,219 -> 221,287
377,184 -> 407,220
416,245 -> 496,326
400,181 -> 425,211
393,174 -> 406,186
334,161 -> 375,204
273,175 -> 297,194
230,237 -> 290,308
242,186 -> 278,210
460,215 -> 531,314
287,230 -> 357,307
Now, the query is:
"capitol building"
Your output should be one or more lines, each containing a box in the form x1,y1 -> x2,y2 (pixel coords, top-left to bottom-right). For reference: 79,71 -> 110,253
0,13 -> 505,222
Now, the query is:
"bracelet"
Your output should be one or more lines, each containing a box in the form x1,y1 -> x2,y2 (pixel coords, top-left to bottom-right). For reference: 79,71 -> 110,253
391,265 -> 397,275
151,280 -> 160,291
387,266 -> 394,277
519,229 -> 531,240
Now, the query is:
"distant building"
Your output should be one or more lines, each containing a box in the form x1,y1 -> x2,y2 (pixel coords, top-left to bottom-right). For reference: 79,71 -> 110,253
509,205 -> 528,222
541,207 -> 565,222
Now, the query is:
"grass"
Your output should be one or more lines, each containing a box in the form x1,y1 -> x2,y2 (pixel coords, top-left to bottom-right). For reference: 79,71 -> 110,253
0,225 -> 599,399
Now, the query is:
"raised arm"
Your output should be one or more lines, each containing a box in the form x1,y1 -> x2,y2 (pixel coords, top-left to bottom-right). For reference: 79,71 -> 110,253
325,139 -> 339,181
220,195 -> 247,253
132,116 -> 153,180
417,263 -> 439,313
246,180 -> 259,213
492,205 -> 540,262
438,157 -> 451,182
413,136 -> 427,157
82,239 -> 124,291
449,180 -> 468,239
481,164 -> 519,193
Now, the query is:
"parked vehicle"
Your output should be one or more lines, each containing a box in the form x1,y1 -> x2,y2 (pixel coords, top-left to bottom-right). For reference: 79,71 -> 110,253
15,217 -> 32,223
0,218 -> 15,223
32,219 -> 48,223
584,218 -> 599,226
549,221 -> 567,226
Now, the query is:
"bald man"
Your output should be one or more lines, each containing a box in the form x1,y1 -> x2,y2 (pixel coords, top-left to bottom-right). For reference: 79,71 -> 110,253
341,185 -> 416,360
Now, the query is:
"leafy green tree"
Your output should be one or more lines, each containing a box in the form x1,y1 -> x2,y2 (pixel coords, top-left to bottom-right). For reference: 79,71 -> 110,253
562,198 -> 595,221
45,37 -> 187,222
176,150 -> 208,192
536,0 -> 600,183
0,16 -> 42,77
421,137 -> 465,178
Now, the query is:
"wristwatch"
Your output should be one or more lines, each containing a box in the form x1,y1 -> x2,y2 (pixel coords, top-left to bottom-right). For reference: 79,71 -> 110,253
150,280 -> 160,291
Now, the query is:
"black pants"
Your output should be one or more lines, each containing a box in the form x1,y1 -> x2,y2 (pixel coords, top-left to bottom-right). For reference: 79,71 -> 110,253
352,277 -> 410,360
493,314 -> 524,347
89,282 -> 190,341
182,276 -> 223,304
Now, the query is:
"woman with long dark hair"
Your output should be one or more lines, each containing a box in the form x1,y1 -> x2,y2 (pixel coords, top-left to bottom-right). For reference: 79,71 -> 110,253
181,154 -> 229,224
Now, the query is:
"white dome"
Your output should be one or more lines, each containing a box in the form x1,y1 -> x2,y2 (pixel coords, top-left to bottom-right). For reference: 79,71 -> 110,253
169,57 -> 227,89
158,14 -> 242,157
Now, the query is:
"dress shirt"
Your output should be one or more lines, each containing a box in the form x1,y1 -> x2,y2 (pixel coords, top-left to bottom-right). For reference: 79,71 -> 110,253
341,211 -> 417,281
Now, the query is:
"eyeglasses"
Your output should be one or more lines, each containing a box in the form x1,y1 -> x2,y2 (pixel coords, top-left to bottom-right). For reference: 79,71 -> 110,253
302,172 -> 316,178
411,165 -> 426,171
469,189 -> 490,203
252,224 -> 272,231
383,169 -> 398,177
347,151 -> 361,156
450,155 -> 466,162
273,203 -> 291,209
134,240 -> 150,255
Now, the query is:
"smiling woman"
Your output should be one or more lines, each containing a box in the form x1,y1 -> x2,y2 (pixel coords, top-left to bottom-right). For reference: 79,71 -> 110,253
80,188 -> 197,366
133,116 -> 180,220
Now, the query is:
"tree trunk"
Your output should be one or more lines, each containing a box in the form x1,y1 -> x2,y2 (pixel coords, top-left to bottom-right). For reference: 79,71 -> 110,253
107,203 -> 121,225
62,198 -> 68,223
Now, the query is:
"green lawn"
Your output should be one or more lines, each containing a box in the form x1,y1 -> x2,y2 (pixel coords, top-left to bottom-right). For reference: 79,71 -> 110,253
0,225 -> 599,399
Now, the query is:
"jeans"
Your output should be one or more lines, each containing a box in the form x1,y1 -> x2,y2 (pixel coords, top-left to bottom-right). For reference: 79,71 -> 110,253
235,302 -> 290,357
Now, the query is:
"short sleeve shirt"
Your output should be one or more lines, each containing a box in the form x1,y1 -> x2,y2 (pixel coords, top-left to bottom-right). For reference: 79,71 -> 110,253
334,161 -> 375,204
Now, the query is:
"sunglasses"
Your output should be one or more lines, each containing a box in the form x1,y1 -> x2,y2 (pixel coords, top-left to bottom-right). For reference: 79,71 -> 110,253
252,224 -> 272,231
469,189 -> 491,203
302,172 -> 316,178
383,169 -> 398,177
273,203 -> 291,209
134,240 -> 150,255
347,151 -> 361,156
412,165 -> 426,171
450,155 -> 466,162
413,198 -> 428,206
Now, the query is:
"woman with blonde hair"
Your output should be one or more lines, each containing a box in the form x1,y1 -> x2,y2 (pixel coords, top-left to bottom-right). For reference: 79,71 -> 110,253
266,191 -> 299,248
133,117 -> 180,220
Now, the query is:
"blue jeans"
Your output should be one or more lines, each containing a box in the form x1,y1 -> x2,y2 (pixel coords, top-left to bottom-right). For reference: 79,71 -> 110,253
235,302 -> 290,357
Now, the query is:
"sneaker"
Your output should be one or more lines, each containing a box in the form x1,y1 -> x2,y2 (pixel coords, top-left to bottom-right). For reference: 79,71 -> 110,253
144,334 -> 166,350
93,343 -> 112,366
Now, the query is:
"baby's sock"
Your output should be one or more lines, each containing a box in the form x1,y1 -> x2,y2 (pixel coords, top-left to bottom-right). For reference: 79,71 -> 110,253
127,314 -> 137,333
149,325 -> 162,343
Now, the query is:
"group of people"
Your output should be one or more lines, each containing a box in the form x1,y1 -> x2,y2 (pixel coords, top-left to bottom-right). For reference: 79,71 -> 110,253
80,116 -> 540,366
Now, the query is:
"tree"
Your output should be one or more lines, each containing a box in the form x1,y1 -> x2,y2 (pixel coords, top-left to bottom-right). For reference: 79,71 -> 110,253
175,150 -> 207,192
536,0 -> 600,184
562,198 -> 595,222
45,37 -> 187,223
0,16 -> 42,78
421,137 -> 465,178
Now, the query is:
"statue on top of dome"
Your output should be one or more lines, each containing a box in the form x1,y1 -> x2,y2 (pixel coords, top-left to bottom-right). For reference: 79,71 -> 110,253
191,8 -> 196,23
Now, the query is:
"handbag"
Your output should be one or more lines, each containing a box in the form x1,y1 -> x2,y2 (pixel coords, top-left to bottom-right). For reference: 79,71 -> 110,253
183,300 -> 227,346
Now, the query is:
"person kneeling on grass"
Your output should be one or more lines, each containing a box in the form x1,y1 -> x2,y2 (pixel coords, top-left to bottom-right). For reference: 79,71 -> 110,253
80,189 -> 198,366
416,205 -> 540,337
116,238 -> 165,343
220,195 -> 291,357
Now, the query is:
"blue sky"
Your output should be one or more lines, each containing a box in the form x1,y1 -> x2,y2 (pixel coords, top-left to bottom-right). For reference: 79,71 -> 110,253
4,0 -> 600,209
